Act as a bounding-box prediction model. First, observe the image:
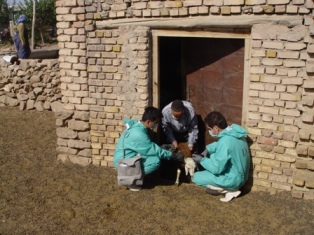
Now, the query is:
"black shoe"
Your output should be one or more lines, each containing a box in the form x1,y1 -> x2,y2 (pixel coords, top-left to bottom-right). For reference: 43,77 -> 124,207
205,188 -> 225,196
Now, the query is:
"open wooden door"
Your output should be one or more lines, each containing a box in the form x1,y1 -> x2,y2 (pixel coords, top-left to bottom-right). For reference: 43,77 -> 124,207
184,38 -> 245,146
158,36 -> 245,149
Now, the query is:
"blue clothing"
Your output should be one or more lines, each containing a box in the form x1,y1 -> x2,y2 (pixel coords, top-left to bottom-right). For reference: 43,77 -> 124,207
17,15 -> 27,24
162,101 -> 198,146
114,118 -> 173,175
14,24 -> 31,59
14,15 -> 31,59
193,124 -> 250,190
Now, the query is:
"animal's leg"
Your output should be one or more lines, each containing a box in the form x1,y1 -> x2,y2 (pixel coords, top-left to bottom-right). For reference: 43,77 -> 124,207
175,168 -> 181,186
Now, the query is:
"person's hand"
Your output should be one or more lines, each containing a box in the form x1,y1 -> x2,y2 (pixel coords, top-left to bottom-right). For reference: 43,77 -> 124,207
161,144 -> 175,151
192,154 -> 203,164
172,152 -> 185,163
201,149 -> 208,157
172,141 -> 178,149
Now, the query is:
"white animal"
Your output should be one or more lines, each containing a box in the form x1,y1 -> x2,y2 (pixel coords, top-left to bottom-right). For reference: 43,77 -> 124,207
175,157 -> 196,186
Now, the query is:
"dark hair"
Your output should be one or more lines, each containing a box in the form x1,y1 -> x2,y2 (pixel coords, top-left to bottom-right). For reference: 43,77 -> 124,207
204,111 -> 228,129
171,100 -> 184,112
142,106 -> 162,122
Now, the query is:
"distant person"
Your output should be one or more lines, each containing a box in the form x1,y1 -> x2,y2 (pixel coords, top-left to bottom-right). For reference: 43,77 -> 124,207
114,106 -> 185,191
162,100 -> 198,151
13,15 -> 31,59
192,111 -> 250,202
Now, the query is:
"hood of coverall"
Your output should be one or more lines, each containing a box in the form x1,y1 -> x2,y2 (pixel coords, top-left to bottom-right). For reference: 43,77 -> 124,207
217,124 -> 247,139
123,118 -> 142,130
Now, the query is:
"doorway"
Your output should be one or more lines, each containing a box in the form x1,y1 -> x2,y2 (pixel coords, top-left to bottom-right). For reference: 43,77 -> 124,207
157,35 -> 246,148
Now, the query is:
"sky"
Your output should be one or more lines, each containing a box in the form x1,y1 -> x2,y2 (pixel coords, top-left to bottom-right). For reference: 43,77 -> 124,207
7,0 -> 24,6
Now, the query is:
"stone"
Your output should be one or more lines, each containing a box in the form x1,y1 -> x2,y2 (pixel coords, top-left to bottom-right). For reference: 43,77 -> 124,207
51,101 -> 63,113
34,101 -> 44,111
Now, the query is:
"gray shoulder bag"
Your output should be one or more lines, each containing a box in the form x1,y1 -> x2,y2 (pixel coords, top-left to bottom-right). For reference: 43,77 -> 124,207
117,131 -> 143,186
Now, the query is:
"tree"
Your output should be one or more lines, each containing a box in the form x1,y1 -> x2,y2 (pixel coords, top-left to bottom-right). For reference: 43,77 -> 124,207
0,0 -> 10,30
18,0 -> 56,45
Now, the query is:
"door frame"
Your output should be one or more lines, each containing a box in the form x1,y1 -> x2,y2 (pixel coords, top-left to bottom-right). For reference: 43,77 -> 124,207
152,29 -> 251,127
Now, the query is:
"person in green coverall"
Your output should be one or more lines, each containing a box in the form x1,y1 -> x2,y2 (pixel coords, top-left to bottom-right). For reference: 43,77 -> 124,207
192,111 -> 250,202
114,106 -> 185,191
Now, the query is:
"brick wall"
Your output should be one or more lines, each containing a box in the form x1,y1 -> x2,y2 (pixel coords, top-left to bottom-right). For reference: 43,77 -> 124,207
55,0 -> 314,199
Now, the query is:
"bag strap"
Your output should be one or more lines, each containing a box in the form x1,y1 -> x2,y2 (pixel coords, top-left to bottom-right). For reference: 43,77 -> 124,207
122,130 -> 127,159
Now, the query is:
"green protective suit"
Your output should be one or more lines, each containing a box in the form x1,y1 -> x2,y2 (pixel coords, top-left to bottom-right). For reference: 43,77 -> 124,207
193,124 -> 250,190
113,118 -> 173,175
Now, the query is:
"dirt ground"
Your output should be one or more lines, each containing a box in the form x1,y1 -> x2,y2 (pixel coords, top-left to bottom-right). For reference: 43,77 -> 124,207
0,106 -> 314,235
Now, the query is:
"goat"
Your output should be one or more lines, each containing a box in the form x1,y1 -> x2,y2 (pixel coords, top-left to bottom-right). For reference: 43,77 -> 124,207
174,142 -> 196,186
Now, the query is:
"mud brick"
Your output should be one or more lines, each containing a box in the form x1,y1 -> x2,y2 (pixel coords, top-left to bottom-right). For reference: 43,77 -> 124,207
183,0 -> 202,6
283,169 -> 293,176
302,113 -> 314,123
262,58 -> 283,66
278,51 -> 299,59
165,1 -> 183,7
262,159 -> 281,168
299,131 -> 311,140
275,5 -> 286,13
305,181 -> 314,189
284,60 -> 305,68
272,182 -> 292,191
265,67 -> 276,74
273,116 -> 284,123
285,42 -> 307,50
299,6 -> 310,13
259,91 -> 279,99
260,75 -> 281,83
250,66 -> 265,74
103,144 -> 116,150
248,113 -> 261,120
257,136 -> 278,146
259,107 -> 279,115
269,174 -> 288,183
286,5 -> 298,13
274,146 -> 285,153
260,145 -> 274,152
258,122 -> 278,130
278,140 -> 296,148
278,125 -> 298,133
295,161 -> 307,169
250,40 -> 262,49
304,80 -> 314,89
249,90 -> 259,97
248,127 -> 262,135
263,41 -> 284,49
308,147 -> 314,157
264,83 -> 276,92
291,190 -> 304,199
282,133 -> 294,141
221,6 -> 231,14
245,0 -> 267,4
279,109 -> 300,117
296,145 -> 308,156
254,179 -> 271,187
252,49 -> 266,57
276,155 -> 296,163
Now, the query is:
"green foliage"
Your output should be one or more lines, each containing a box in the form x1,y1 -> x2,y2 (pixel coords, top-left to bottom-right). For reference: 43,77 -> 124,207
17,0 -> 56,44
0,0 -> 10,29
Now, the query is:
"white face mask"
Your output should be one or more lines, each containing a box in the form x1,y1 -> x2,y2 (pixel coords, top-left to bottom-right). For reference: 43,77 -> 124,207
209,130 -> 218,138
151,123 -> 159,130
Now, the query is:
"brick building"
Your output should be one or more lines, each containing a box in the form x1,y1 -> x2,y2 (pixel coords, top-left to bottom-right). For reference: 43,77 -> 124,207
55,0 -> 314,199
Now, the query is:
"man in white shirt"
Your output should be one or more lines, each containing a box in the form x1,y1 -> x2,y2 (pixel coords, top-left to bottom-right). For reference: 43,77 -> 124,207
161,100 -> 198,151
